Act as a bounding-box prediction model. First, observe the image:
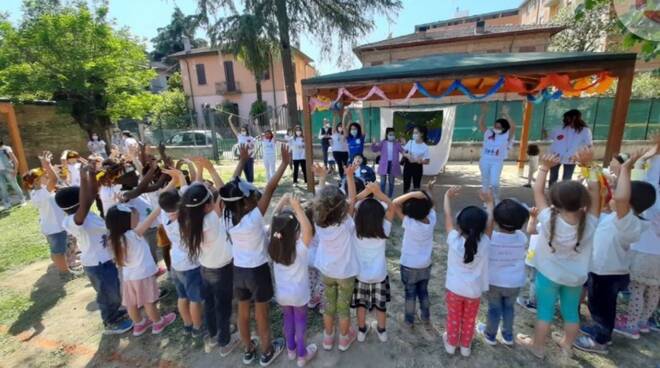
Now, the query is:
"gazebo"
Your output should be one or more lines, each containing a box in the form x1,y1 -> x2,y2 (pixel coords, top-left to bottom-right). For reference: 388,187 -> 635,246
300,52 -> 638,192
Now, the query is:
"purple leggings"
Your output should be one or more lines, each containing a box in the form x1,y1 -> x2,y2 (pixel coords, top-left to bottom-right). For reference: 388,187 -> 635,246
282,305 -> 308,358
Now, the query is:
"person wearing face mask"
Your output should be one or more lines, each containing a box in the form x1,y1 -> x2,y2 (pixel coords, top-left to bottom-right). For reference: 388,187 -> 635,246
331,123 -> 349,178
548,109 -> 592,186
351,154 -> 376,183
477,103 -> 516,200
289,125 -> 307,184
88,133 -> 108,159
402,127 -> 430,193
372,128 -> 405,197
229,116 -> 256,183
319,119 -> 333,169
261,130 -> 278,182
345,122 -> 366,163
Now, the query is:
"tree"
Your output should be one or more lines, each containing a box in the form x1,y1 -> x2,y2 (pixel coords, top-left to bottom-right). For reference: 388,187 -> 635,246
196,0 -> 402,127
150,7 -> 208,63
549,2 -> 616,52
0,2 -> 155,141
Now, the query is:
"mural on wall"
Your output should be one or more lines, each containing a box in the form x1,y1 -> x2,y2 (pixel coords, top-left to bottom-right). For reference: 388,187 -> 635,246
393,109 -> 443,145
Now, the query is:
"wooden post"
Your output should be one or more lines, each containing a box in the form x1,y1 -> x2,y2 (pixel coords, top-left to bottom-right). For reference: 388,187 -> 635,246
302,90 -> 315,193
0,103 -> 28,175
604,66 -> 634,164
518,100 -> 533,172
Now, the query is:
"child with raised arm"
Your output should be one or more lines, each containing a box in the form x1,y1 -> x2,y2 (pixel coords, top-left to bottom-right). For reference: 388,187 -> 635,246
442,187 -> 492,357
269,194 -> 318,367
516,151 -> 601,359
351,182 -> 397,343
55,164 -> 133,335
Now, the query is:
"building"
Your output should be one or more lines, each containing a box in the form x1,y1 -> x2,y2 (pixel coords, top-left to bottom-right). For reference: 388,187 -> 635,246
149,61 -> 178,93
170,47 -> 316,126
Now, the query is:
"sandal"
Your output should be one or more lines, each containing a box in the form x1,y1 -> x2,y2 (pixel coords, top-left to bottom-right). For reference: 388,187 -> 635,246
515,333 -> 545,359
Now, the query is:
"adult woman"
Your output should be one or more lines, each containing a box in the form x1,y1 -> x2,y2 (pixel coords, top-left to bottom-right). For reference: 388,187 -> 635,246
402,127 -> 430,193
548,109 -> 592,186
88,133 -> 107,159
331,123 -> 349,178
477,104 -> 516,200
346,122 -> 366,163
289,125 -> 307,185
319,118 -> 333,169
371,128 -> 404,197
228,117 -> 256,183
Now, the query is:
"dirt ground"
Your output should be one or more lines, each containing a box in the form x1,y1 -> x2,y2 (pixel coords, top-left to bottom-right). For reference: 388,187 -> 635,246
0,163 -> 658,368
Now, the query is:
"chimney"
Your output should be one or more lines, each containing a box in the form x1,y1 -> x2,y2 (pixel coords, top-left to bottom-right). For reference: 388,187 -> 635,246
475,20 -> 486,34
182,36 -> 192,53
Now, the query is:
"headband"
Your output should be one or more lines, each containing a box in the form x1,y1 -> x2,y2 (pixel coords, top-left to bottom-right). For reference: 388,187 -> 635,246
60,201 -> 80,211
220,177 -> 259,202
115,204 -> 133,213
185,183 -> 212,208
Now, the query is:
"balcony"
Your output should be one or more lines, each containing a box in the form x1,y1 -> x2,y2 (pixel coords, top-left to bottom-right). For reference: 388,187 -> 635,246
215,81 -> 241,95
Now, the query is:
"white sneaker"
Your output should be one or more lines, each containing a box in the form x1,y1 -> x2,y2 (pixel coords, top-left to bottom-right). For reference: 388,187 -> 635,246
371,320 -> 387,342
296,344 -> 318,367
357,323 -> 371,342
442,332 -> 456,355
460,346 -> 471,357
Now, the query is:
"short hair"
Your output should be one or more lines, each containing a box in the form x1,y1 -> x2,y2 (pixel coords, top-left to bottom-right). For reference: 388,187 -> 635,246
159,189 -> 181,213
55,186 -> 80,214
402,193 -> 432,221
630,181 -> 656,215
494,199 -> 530,232
527,144 -> 540,156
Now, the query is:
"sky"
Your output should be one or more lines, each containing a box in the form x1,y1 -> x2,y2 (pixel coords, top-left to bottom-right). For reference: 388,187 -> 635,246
1,0 -> 522,75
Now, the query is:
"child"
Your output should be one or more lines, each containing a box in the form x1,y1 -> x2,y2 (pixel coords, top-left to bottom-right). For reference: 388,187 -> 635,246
525,144 -> 540,188
442,186 -> 493,357
516,152 -> 601,359
55,164 -> 133,334
289,125 -> 307,185
517,209 -> 541,312
97,159 -> 124,215
218,145 -> 290,366
261,130 -> 277,182
327,146 -> 336,174
351,182 -> 396,343
179,158 -> 238,355
23,151 -> 78,276
105,202 -> 176,336
313,165 -> 360,352
269,194 -> 318,367
476,199 -> 530,346
575,150 -> 656,353
391,183 -> 437,340
303,202 -> 324,310
352,153 -> 376,184
62,150 -> 82,187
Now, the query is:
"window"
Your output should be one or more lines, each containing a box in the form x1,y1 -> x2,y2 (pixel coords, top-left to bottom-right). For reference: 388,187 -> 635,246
195,64 -> 207,85
263,69 -> 270,80
223,61 -> 236,91
194,132 -> 207,146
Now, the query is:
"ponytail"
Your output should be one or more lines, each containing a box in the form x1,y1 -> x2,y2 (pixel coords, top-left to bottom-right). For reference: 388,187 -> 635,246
464,228 -> 479,264
548,206 -> 558,253
574,209 -> 587,252
456,206 -> 488,264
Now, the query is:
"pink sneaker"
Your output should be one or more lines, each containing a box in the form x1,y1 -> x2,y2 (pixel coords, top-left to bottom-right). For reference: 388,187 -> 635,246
338,327 -> 357,352
297,344 -> 318,367
132,319 -> 153,337
155,266 -> 167,278
322,330 -> 335,351
287,349 -> 296,360
152,313 -> 176,334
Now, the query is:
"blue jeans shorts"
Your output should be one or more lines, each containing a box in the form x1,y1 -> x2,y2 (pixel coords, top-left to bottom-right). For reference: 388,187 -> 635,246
173,267 -> 204,302
45,231 -> 68,255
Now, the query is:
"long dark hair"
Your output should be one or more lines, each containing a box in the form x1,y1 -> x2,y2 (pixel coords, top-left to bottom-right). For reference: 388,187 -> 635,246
355,198 -> 388,239
179,183 -> 213,260
293,124 -> 304,139
489,118 -> 511,139
384,127 -> 395,140
456,206 -> 488,264
105,206 -> 133,267
548,181 -> 590,252
348,122 -> 363,138
562,109 -> 587,132
268,209 -> 300,266
218,177 -> 258,227
402,192 -> 433,221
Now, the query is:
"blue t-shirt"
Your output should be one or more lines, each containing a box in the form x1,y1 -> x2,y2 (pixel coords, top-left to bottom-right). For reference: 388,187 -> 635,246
347,135 -> 365,161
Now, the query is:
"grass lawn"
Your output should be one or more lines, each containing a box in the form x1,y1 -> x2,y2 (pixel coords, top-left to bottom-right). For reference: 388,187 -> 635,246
0,205 -> 50,274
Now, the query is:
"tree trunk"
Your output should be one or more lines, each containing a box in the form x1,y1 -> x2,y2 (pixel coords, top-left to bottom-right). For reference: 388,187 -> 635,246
255,77 -> 263,103
255,77 -> 266,127
270,52 -> 278,126
274,0 -> 300,128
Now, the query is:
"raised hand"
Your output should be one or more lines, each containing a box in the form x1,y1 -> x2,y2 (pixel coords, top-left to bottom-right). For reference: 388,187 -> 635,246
480,103 -> 489,113
540,153 -> 560,170
280,144 -> 292,167
312,163 -> 328,178
344,162 -> 358,177
500,104 -> 510,116
529,207 -> 540,219
622,148 -> 645,170
573,146 -> 594,167
445,185 -> 461,198
238,144 -> 250,162
365,181 -> 380,194
289,193 -> 301,209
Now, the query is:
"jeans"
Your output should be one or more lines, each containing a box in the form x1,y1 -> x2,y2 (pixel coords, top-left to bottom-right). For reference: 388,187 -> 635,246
84,260 -> 124,326
479,159 -> 504,199
402,162 -> 423,193
293,159 -> 307,183
587,273 -> 629,344
333,151 -> 349,178
548,164 -> 576,186
400,265 -> 431,324
484,286 -> 520,342
201,263 -> 234,346
380,161 -> 396,198
321,141 -> 330,168
0,170 -> 24,205
243,158 -> 254,183
282,305 -> 308,358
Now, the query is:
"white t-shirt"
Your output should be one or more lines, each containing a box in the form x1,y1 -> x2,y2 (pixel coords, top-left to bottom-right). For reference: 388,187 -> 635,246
261,139 -> 277,159
199,211 -> 233,269
331,133 -> 348,152
488,230 -> 528,288
591,211 -> 646,275
481,130 -> 510,162
227,208 -> 269,268
532,207 -> 598,286
160,211 -> 199,271
274,240 -> 310,307
445,229 -> 490,298
62,213 -> 112,267
121,230 -> 158,281
125,195 -> 159,228
355,220 -> 392,283
123,137 -> 139,156
631,155 -> 660,255
30,188 -> 66,235
290,136 -> 306,161
405,141 -> 430,163
307,234 -> 320,269
88,140 -> 106,155
386,142 -> 394,161
549,126 -> 592,164
525,232 -> 541,267
67,163 -> 81,186
99,185 -> 121,215
400,210 -> 436,268
238,135 -> 256,157
314,217 -> 360,279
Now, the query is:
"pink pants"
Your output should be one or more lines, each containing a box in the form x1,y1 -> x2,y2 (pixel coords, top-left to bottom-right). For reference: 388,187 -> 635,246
445,290 -> 481,347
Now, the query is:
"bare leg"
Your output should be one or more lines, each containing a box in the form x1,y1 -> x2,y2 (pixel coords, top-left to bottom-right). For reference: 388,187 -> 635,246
190,301 -> 204,329
51,254 -> 69,273
339,317 -> 350,336
376,309 -> 387,330
533,320 -> 551,353
255,302 -> 272,353
357,307 -> 367,329
323,315 -> 334,335
177,298 -> 192,326
238,301 -> 252,349
561,323 -> 580,350
144,302 -> 161,322
127,305 -> 143,324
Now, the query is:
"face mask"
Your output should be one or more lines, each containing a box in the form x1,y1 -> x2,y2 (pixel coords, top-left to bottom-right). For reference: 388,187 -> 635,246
387,134 -> 395,141
338,128 -> 343,133
295,131 -> 302,137
92,136 -> 98,141
350,129 -> 358,137
240,131 -> 247,136
493,128 -> 503,134
265,134 -> 273,140
412,133 -> 420,141
354,158 -> 363,166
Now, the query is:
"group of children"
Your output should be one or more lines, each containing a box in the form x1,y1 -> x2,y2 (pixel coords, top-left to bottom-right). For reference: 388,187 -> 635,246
20,129 -> 660,366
